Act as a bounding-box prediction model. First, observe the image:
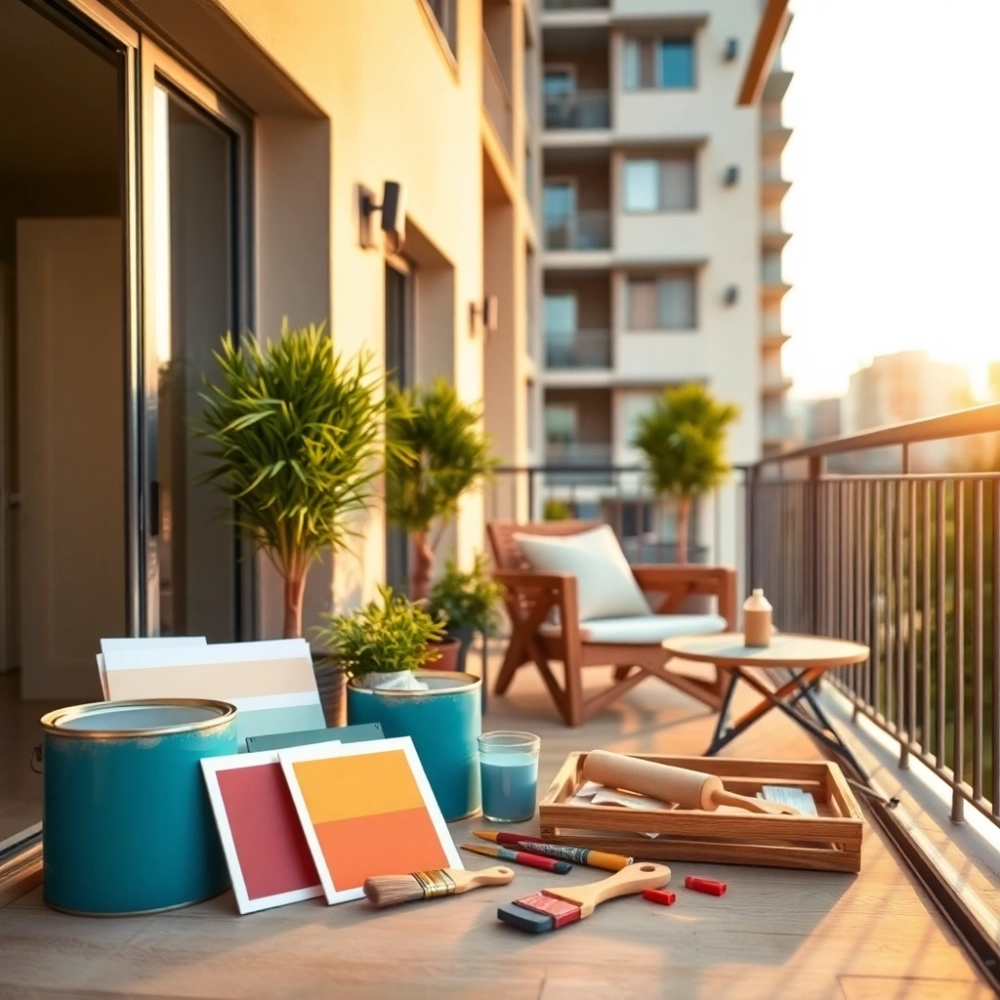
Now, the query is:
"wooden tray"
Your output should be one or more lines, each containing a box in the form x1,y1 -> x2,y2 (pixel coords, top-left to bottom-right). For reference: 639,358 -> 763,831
538,753 -> 864,873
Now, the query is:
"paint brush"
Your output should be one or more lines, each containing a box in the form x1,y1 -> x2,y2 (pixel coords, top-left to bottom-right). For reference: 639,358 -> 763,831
363,865 -> 514,908
474,831 -> 632,872
497,862 -> 671,934
462,843 -> 572,874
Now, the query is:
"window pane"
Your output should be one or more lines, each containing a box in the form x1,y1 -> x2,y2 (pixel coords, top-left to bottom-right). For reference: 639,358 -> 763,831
623,160 -> 660,212
544,294 -> 577,334
660,40 -> 694,88
659,275 -> 695,328
627,278 -> 659,329
545,405 -> 577,444
543,182 -> 575,220
660,157 -> 696,210
543,70 -> 574,97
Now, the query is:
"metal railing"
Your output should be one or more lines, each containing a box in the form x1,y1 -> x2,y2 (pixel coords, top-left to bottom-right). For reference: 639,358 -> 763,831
487,463 -> 708,564
544,329 -> 612,369
544,90 -> 610,129
543,210 -> 611,251
482,30 -> 513,156
745,402 -> 1000,827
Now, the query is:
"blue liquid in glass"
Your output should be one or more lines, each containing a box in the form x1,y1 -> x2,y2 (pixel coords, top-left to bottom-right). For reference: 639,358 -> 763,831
480,753 -> 538,822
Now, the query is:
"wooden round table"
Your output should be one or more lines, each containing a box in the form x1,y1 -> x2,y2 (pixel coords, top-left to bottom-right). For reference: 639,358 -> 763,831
662,633 -> 870,778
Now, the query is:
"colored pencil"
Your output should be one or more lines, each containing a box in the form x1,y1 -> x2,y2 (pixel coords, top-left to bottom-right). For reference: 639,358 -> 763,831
461,843 -> 572,875
474,831 -> 632,872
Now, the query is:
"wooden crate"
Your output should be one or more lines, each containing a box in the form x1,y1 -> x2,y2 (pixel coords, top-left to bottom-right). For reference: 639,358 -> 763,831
538,752 -> 864,873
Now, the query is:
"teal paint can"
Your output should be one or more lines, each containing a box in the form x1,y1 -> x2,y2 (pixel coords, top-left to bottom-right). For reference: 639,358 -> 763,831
346,671 -> 481,821
41,699 -> 237,915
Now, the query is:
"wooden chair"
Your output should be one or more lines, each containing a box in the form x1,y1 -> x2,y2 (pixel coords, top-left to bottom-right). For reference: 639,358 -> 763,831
487,520 -> 737,726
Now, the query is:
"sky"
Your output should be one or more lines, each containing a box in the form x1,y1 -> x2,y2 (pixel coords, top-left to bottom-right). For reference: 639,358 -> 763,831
779,0 -> 1000,401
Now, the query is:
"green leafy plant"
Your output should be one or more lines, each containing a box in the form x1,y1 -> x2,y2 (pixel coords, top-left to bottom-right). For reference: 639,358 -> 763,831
544,498 -> 573,521
428,555 -> 505,636
314,586 -> 446,678
197,320 -> 386,638
632,383 -> 739,563
386,378 -> 495,601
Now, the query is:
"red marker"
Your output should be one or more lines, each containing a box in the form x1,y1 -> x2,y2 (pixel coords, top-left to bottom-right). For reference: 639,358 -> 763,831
684,876 -> 726,896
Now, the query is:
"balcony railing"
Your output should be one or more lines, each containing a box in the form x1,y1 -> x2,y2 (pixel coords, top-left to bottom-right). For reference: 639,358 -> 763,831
544,329 -> 612,369
543,0 -> 609,8
543,210 -> 611,251
544,90 -> 610,130
482,30 -> 513,156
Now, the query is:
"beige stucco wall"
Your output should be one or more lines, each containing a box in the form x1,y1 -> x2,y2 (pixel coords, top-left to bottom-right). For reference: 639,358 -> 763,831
208,0 -> 534,631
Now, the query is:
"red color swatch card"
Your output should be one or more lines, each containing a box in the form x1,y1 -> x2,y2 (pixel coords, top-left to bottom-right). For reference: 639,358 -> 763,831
201,745 -> 338,914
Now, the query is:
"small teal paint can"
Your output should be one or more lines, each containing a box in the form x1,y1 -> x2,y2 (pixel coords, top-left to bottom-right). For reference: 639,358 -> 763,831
346,671 -> 481,821
41,699 -> 237,915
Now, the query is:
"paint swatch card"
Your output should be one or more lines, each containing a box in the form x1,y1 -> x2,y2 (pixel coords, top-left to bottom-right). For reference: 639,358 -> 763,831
97,636 -> 207,699
279,737 -> 461,905
102,639 -> 325,745
201,747 -> 337,914
246,723 -> 384,754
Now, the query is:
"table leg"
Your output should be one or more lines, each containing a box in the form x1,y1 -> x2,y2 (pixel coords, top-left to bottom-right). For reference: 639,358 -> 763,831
480,632 -> 488,715
705,670 -> 741,756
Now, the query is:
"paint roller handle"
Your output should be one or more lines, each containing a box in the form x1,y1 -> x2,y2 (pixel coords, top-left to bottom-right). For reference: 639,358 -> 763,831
582,749 -> 721,811
450,866 -> 516,893
545,862 -> 672,918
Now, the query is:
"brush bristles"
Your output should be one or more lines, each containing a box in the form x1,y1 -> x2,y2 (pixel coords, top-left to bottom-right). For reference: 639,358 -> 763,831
363,873 -> 427,908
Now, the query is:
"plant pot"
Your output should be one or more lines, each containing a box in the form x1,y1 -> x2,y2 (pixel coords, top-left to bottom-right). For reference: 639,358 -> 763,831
312,655 -> 346,727
445,626 -> 475,674
427,636 -> 462,672
347,670 -> 482,821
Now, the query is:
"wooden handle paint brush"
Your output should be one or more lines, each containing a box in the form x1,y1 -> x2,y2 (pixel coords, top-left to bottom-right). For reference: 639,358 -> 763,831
462,843 -> 572,874
498,862 -> 671,934
583,750 -> 798,816
363,866 -> 514,908
475,831 -> 631,871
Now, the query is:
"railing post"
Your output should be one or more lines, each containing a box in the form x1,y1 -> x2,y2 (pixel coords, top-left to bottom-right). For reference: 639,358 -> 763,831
808,455 -> 824,635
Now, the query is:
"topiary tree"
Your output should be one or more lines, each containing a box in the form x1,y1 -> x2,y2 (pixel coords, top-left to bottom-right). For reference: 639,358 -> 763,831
197,320 -> 386,638
632,383 -> 739,564
385,378 -> 495,601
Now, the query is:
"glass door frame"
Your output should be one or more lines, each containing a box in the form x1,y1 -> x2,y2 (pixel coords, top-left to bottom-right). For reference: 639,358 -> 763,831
138,36 -> 255,639
51,0 -> 256,639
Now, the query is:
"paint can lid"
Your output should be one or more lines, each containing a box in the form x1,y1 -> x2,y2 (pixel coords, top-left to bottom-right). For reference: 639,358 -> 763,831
41,699 -> 236,739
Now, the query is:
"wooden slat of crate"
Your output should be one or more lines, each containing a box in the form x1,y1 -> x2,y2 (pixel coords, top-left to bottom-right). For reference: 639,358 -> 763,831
538,752 -> 864,874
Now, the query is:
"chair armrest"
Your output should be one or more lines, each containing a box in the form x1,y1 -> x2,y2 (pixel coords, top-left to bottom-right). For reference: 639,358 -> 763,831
492,570 -> 582,648
631,565 -> 737,629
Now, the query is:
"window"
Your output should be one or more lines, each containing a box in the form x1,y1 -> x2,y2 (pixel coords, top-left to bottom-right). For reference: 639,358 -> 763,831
544,293 -> 577,335
623,37 -> 695,90
545,405 -> 577,445
425,0 -> 457,57
622,155 -> 696,212
627,273 -> 696,329
543,67 -> 575,98
543,181 -> 575,221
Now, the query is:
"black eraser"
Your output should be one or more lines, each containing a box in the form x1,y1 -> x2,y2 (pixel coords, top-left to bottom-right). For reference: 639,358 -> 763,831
497,902 -> 555,934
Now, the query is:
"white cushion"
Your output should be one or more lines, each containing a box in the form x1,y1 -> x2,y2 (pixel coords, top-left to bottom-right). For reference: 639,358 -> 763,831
513,525 -> 652,622
539,614 -> 727,645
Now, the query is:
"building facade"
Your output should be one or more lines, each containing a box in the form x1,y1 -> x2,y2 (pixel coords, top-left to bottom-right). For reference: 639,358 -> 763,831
0,0 -> 536,701
534,0 -> 792,564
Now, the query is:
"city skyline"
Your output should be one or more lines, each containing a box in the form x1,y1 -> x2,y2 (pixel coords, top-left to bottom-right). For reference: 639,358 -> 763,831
780,0 -> 1000,402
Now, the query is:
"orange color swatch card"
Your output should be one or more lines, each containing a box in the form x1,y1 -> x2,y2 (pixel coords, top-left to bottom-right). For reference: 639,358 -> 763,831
279,737 -> 461,904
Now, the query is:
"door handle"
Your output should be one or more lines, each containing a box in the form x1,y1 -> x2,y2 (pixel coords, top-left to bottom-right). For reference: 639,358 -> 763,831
150,480 -> 160,537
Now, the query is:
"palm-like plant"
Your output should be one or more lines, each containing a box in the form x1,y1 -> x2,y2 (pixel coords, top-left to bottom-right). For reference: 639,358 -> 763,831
632,384 -> 739,564
386,378 -> 495,601
197,320 -> 385,638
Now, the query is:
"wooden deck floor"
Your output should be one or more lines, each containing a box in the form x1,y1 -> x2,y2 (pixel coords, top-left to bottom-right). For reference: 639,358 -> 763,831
0,659 -> 994,999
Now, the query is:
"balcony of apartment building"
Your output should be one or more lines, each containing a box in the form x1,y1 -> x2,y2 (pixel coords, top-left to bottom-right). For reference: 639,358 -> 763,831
482,404 -> 1000,996
615,148 -> 708,263
542,25 -> 611,141
761,102 -> 793,158
615,31 -> 709,143
762,251 -> 791,304
542,148 -> 612,265
761,206 -> 791,253
761,310 -> 790,349
482,0 -> 515,159
761,356 -> 793,396
543,272 -> 613,377
543,387 -> 613,484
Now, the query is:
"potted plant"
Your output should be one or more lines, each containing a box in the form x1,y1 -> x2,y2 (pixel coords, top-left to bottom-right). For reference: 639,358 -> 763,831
428,555 -> 504,672
385,378 -> 494,602
317,587 -> 482,822
197,320 -> 386,723
632,383 -> 739,564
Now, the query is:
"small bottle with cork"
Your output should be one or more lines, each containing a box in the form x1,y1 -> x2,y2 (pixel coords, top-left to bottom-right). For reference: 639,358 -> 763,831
743,588 -> 772,647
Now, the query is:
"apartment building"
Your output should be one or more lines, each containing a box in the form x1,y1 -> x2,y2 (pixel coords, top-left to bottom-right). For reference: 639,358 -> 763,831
0,0 -> 535,702
534,0 -> 793,562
